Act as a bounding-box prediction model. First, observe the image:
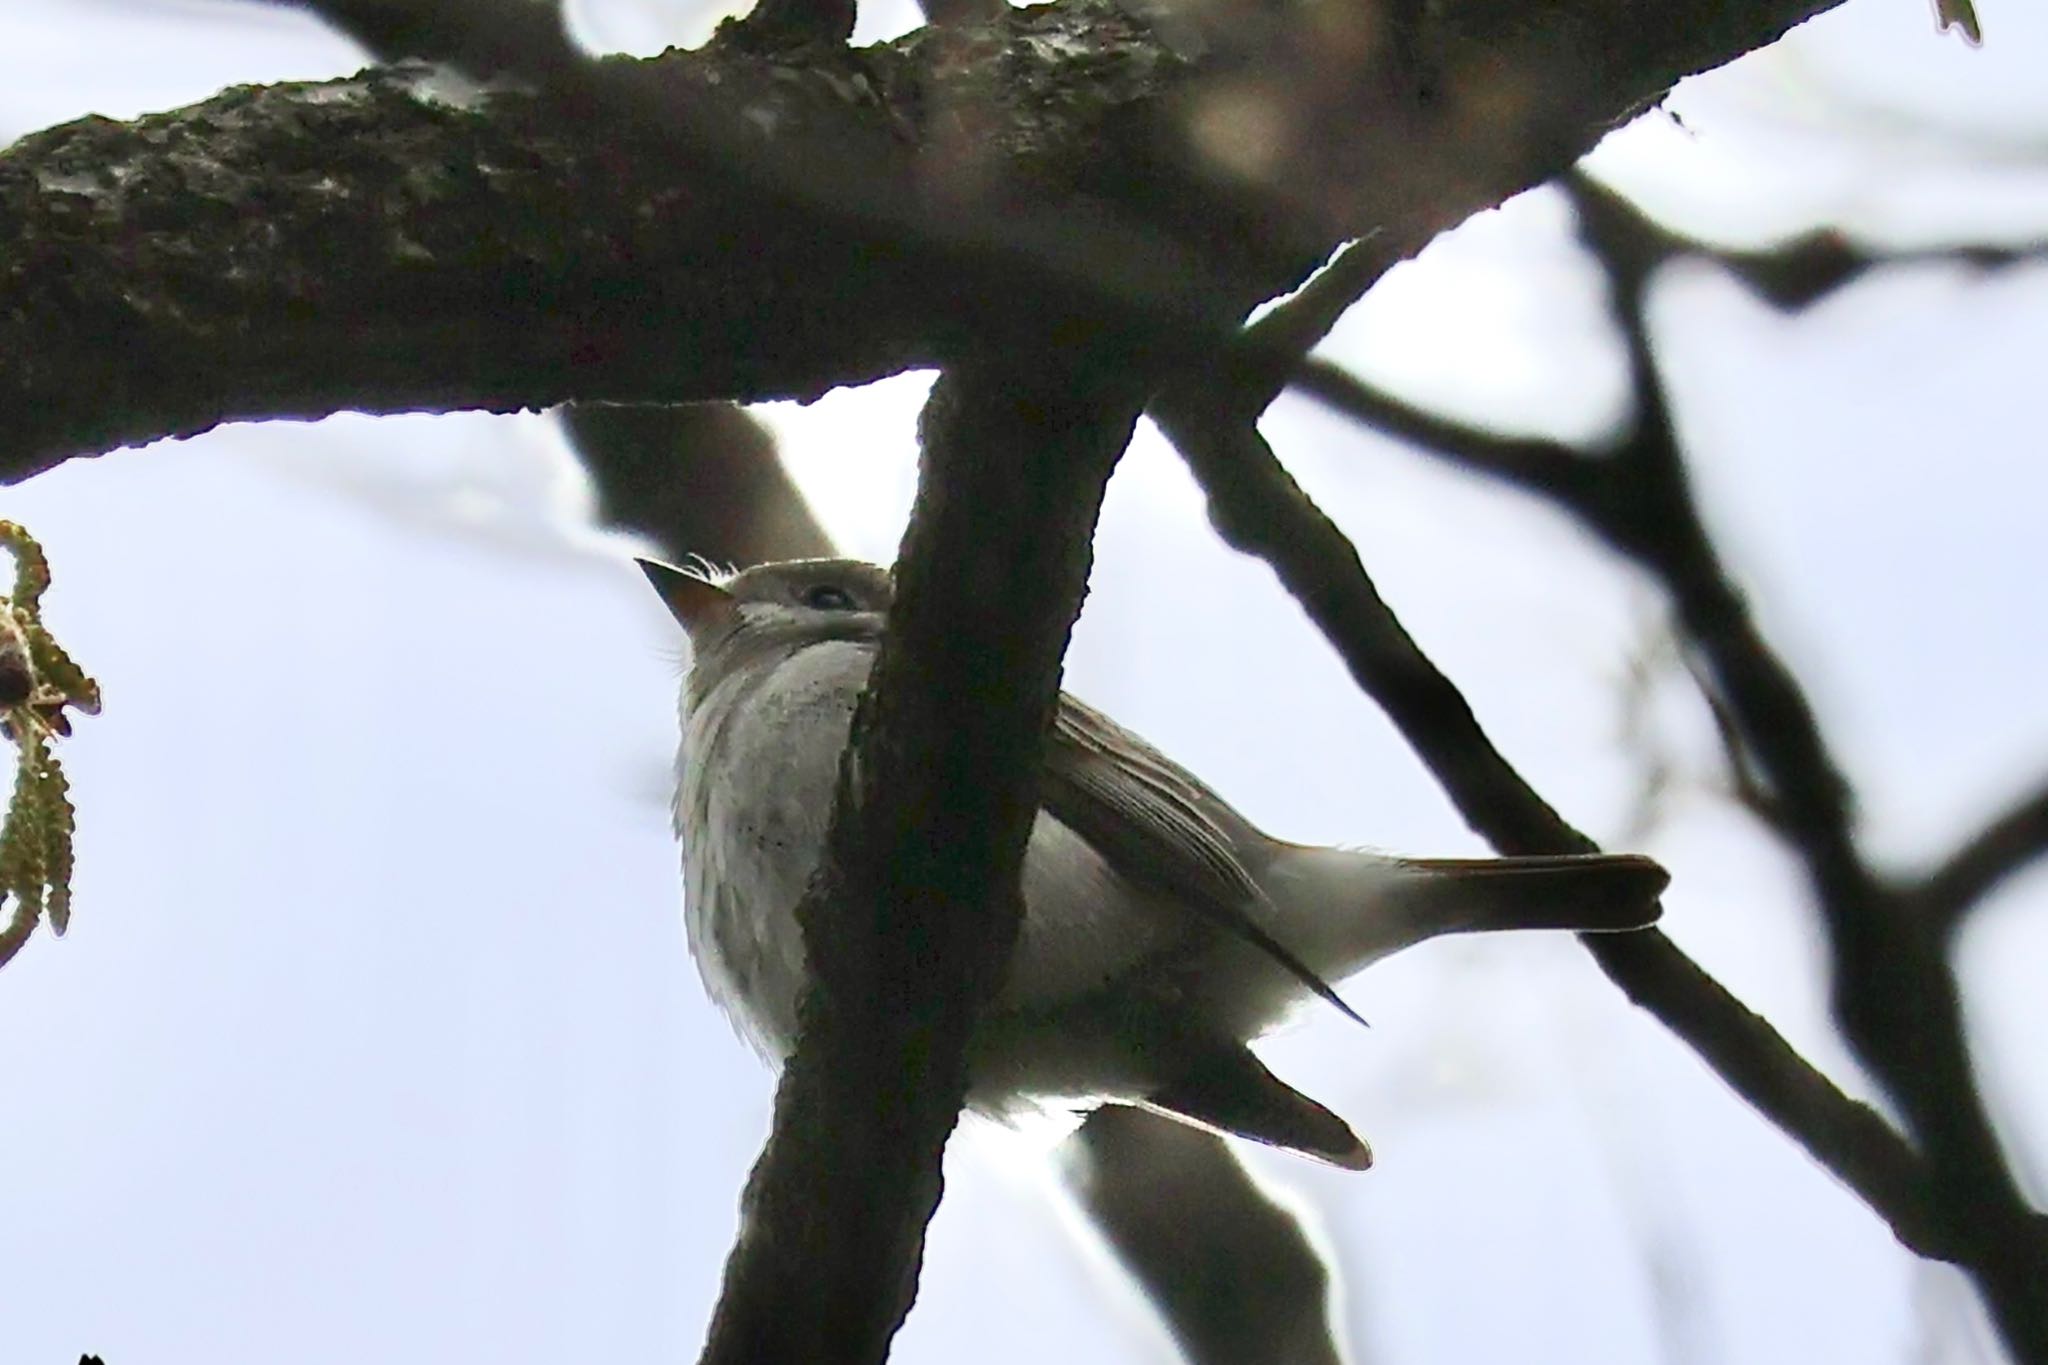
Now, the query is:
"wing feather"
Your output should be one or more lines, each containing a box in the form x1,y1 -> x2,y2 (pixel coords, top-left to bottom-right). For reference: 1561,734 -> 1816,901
1042,697 -> 1366,1027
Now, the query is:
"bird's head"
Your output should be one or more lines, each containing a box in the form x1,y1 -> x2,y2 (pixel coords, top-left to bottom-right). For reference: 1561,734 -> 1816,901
638,557 -> 893,663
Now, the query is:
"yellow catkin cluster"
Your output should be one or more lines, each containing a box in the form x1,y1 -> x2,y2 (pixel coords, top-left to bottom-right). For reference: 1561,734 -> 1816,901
0,522 -> 100,970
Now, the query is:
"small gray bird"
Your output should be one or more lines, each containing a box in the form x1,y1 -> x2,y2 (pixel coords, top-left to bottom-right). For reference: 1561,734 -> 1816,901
644,556 -> 1668,1169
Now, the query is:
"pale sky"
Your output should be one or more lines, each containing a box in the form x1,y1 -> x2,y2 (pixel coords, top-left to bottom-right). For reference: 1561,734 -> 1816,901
2,2 -> 2043,1363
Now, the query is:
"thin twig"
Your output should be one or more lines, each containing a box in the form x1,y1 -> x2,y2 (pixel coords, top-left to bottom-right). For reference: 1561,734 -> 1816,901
1291,357 -> 1589,495
1153,399 -> 1953,1260
563,403 -> 833,565
1918,780 -> 2048,938
1555,171 -> 2048,1358
1226,236 -> 1405,415
1571,173 -> 2048,313
281,0 -> 583,71
1150,240 -> 1965,1261
1063,1108 -> 1346,1365
1268,168 -> 2048,1351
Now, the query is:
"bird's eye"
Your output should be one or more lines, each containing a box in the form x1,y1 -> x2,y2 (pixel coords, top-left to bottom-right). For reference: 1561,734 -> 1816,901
801,583 -> 858,611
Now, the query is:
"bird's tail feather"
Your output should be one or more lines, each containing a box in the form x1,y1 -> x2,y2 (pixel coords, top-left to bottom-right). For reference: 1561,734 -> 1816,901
1402,852 -> 1668,934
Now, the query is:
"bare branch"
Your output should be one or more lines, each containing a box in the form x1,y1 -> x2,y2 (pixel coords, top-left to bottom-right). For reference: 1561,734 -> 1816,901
275,0 -> 583,70
1235,170 -> 2048,1353
1152,397 -> 1953,1263
1226,236 -> 1407,415
561,398 -> 1346,1365
1918,780 -> 2048,937
1574,174 -> 2048,312
1555,172 -> 2048,1358
909,0 -> 1010,25
1155,270 -> 1949,1285
3,1 -> 1287,480
9,0 -> 1877,478
562,403 -> 832,565
1258,167 -> 2048,1350
1290,357 -> 1592,496
1063,1107 -> 1346,1365
698,355 -> 1142,1364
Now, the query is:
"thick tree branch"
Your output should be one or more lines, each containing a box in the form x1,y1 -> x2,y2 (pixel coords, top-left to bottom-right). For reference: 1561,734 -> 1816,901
698,355 -> 1142,1364
560,399 -> 1346,1365
6,0 -> 1861,479
0,2 -> 1279,481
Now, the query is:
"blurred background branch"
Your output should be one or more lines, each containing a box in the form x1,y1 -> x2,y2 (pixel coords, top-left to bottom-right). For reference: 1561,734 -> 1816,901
1155,371 -> 1951,1264
1157,165 -> 2048,1353
1062,1107 -> 1349,1365
273,0 -> 582,69
1918,780 -> 2048,939
563,403 -> 833,566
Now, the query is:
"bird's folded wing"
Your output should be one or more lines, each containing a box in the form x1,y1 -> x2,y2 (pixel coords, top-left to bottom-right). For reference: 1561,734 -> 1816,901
1140,1038 -> 1373,1170
1042,697 -> 1364,1026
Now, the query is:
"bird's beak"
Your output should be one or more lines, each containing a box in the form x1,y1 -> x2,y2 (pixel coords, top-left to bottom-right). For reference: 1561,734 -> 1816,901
638,558 -> 736,635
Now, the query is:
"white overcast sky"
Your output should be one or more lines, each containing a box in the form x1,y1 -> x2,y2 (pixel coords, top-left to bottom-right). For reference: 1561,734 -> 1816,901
3,1 -> 2046,1363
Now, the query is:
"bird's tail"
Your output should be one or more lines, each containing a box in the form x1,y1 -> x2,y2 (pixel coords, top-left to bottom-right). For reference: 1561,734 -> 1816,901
1400,852 -> 1668,935
1223,848 -> 1668,1035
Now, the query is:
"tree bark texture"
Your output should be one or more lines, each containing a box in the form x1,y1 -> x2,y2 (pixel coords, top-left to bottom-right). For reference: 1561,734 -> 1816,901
697,356 -> 1144,1363
3,0 -> 1846,482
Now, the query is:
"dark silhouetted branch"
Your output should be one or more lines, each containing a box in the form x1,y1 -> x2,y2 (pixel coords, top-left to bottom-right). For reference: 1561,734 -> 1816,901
1153,399 -> 1950,1264
564,403 -> 832,565
1149,241 -> 1959,1266
1224,236 -> 1407,414
1063,1107 -> 1346,1365
1210,166 -> 2048,1356
280,0 -> 582,71
11,0 -> 1878,477
1557,173 -> 2048,1360
698,354 -> 1143,1364
1291,357 -> 1589,495
562,397 -> 1349,1365
1573,174 -> 2048,312
1919,780 -> 2048,938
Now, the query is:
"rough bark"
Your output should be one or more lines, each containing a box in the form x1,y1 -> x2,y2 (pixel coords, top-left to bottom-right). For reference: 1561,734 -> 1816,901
697,355 -> 1143,1364
3,0 -> 1849,480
